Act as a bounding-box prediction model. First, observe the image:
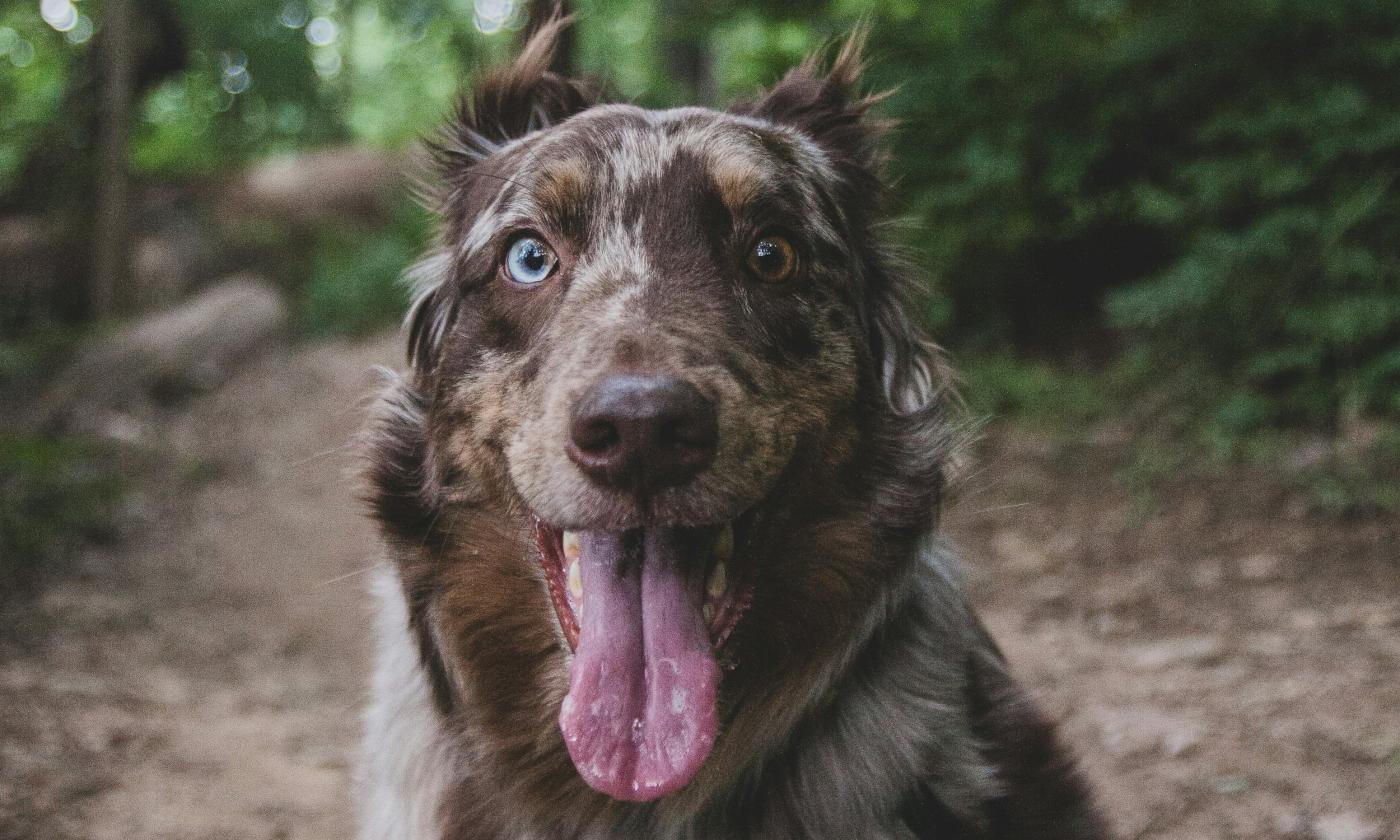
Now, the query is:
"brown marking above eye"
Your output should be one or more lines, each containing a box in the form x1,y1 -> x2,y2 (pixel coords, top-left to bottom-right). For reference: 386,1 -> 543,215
533,157 -> 592,231
746,234 -> 798,283
710,155 -> 767,212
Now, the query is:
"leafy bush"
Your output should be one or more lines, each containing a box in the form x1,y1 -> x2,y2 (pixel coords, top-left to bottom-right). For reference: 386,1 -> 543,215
297,201 -> 429,337
0,435 -> 122,596
959,353 -> 1108,428
0,7 -> 74,197
852,0 -> 1400,432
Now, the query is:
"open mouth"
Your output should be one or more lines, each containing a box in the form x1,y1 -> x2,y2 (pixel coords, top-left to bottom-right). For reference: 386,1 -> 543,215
533,518 -> 754,802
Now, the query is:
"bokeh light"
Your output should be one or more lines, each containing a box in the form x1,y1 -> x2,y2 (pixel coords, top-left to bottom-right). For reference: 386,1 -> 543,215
473,0 -> 514,34
65,14 -> 93,44
40,0 -> 79,33
312,45 -> 342,78
219,51 -> 253,95
222,65 -> 252,95
306,16 -> 338,46
8,37 -> 35,67
279,1 -> 309,29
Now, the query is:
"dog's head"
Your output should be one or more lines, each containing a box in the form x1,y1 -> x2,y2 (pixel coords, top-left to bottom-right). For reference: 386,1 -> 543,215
374,18 -> 957,809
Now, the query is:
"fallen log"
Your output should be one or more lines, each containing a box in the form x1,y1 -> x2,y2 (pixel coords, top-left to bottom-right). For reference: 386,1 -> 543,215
32,276 -> 288,433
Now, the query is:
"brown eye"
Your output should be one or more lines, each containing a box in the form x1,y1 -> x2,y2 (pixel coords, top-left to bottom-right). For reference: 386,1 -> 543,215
746,234 -> 798,283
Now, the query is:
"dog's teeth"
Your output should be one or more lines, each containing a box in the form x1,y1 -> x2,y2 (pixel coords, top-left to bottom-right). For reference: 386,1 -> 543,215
567,559 -> 582,601
706,559 -> 727,600
562,530 -> 582,561
715,524 -> 733,562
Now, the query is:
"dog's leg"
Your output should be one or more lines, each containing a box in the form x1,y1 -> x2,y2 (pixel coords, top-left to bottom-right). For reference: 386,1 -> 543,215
966,647 -> 1112,840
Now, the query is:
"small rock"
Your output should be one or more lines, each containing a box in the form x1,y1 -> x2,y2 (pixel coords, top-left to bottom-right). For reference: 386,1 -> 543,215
1291,609 -> 1325,630
1285,437 -> 1331,471
31,276 -> 288,432
1095,706 -> 1204,758
991,530 -> 1051,573
1126,636 -> 1224,670
1274,811 -> 1310,837
1190,560 -> 1224,588
1239,553 -> 1285,581
1312,812 -> 1384,840
1208,773 -> 1250,795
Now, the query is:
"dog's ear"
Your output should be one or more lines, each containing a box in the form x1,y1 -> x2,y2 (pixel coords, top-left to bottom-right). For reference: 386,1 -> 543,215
410,14 -> 598,374
732,28 -> 893,176
431,14 -> 599,174
744,32 -> 952,422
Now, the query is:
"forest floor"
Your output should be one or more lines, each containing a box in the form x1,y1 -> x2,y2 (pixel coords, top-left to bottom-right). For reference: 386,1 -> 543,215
1,333 -> 1395,840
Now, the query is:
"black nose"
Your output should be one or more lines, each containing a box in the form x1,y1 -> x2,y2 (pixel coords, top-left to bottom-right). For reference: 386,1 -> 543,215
567,374 -> 718,494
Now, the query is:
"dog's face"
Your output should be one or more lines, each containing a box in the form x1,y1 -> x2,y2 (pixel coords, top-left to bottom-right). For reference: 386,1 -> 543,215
442,103 -> 861,531
382,23 -> 950,811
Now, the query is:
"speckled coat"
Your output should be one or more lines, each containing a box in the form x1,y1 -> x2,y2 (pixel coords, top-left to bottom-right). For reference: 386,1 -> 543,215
359,18 -> 1111,840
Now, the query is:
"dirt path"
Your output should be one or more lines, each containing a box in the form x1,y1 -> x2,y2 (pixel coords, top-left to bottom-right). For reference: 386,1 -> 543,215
945,431 -> 1399,840
2,335 -> 1396,839
2,336 -> 397,840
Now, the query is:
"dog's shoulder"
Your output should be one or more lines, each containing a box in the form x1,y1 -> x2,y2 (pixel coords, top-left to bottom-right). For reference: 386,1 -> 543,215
902,588 -> 1111,838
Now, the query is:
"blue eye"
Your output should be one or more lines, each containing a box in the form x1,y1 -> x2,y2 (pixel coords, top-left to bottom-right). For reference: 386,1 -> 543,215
504,235 -> 557,285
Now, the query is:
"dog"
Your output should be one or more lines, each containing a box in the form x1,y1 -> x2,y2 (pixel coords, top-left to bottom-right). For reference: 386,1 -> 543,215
359,18 -> 1110,840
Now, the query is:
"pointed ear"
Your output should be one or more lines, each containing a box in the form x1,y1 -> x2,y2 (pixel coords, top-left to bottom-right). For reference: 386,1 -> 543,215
732,28 -> 894,173
431,14 -> 600,172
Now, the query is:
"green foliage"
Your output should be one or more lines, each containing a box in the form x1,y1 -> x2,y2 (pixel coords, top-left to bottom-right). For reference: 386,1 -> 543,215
298,201 -> 429,337
0,434 -> 122,596
0,324 -> 82,401
1294,426 -> 1400,515
851,0 -> 1400,432
129,0 -> 489,175
959,353 -> 1108,428
0,7 -> 77,195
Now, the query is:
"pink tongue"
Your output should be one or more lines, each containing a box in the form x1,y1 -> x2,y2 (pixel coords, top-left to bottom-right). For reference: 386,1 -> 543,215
559,528 -> 719,802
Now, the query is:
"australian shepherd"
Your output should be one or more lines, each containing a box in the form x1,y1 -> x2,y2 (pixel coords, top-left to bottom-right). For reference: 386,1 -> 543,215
359,18 -> 1109,840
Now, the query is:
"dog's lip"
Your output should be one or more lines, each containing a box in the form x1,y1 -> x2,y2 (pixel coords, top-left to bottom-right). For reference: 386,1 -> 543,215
532,514 -> 755,659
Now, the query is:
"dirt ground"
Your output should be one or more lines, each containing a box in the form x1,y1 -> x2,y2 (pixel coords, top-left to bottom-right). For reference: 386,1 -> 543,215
1,334 -> 1395,839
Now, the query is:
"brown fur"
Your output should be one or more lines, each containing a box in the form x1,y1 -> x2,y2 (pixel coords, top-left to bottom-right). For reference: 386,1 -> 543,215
362,17 -> 1110,840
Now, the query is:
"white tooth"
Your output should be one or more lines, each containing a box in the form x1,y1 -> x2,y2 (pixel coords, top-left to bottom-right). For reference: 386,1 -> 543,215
714,524 -> 733,562
703,604 -> 715,623
562,530 -> 582,561
567,559 -> 583,601
706,558 -> 727,600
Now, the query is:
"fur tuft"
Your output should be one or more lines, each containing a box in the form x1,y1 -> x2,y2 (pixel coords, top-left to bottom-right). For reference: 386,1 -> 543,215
428,14 -> 600,177
732,27 -> 896,175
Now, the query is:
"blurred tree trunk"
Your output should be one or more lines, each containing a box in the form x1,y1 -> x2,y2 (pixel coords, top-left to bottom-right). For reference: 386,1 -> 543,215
92,0 -> 137,318
659,0 -> 712,104
523,0 -> 573,75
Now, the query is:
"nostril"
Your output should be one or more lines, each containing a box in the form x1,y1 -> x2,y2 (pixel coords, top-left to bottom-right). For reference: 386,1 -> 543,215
567,374 -> 718,493
659,411 -> 717,454
572,417 -> 620,454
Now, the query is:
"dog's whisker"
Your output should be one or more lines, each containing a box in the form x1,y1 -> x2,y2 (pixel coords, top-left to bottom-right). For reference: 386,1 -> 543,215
963,501 -> 1034,518
316,563 -> 381,588
279,442 -> 359,471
